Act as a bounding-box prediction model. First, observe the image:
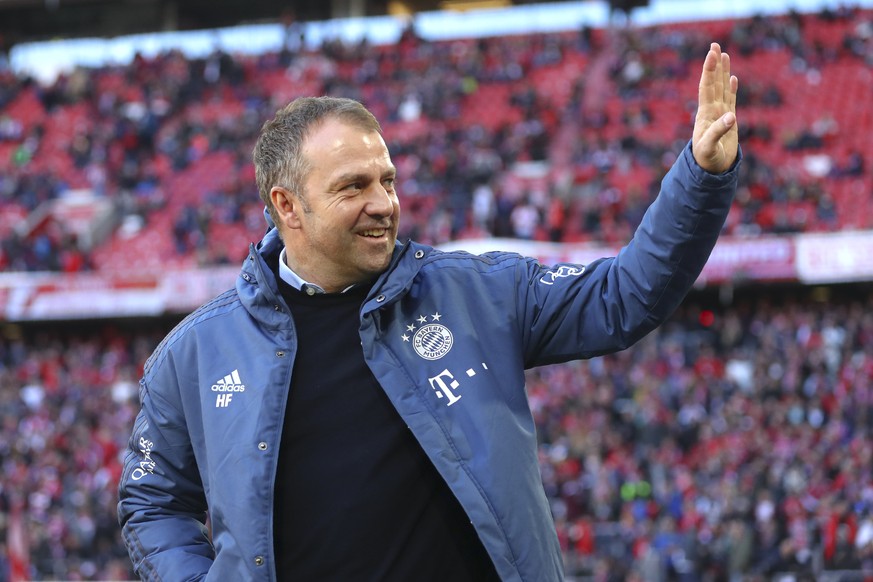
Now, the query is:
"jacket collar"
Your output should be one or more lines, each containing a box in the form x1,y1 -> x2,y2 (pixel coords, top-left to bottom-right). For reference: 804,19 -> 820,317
236,227 -> 432,326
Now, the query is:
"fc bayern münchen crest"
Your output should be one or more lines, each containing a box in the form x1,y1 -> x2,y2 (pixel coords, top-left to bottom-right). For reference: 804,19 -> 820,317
413,323 -> 453,360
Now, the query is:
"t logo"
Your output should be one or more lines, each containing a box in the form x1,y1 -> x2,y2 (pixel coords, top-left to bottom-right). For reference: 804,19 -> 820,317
216,393 -> 233,407
428,369 -> 461,406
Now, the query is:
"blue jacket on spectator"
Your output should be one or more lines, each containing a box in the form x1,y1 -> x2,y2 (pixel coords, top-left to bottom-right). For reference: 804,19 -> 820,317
118,141 -> 740,581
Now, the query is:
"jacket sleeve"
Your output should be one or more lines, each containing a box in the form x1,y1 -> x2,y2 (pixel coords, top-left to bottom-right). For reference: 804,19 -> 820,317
518,141 -> 740,367
118,373 -> 214,581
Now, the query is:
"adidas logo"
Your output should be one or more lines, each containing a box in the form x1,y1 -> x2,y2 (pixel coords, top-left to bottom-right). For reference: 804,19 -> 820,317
212,369 -> 245,408
211,369 -> 246,393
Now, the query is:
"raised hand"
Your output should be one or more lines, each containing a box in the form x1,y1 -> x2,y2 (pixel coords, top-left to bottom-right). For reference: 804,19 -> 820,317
692,42 -> 739,174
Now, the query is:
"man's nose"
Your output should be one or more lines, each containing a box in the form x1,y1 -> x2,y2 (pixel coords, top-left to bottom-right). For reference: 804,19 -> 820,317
365,184 -> 395,218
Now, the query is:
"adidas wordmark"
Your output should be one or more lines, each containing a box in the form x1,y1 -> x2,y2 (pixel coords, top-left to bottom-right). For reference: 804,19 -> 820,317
212,369 -> 246,392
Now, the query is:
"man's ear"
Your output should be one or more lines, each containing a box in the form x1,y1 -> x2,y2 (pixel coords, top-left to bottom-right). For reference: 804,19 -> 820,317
270,186 -> 303,229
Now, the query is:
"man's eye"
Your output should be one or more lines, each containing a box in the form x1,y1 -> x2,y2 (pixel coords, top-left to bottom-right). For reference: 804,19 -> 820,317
384,179 -> 396,188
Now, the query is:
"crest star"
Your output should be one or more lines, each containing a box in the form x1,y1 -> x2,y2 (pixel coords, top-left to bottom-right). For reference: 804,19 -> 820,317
417,315 -> 427,324
432,312 -> 442,321
401,334 -> 410,342
406,324 -> 416,332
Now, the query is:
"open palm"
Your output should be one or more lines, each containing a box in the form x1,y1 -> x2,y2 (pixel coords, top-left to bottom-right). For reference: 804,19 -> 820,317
692,43 -> 739,174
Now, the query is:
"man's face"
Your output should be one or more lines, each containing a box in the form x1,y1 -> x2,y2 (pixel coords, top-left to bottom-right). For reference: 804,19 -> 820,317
280,118 -> 400,292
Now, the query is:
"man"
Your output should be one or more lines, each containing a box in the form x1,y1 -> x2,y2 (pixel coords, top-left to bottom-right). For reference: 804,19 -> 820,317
119,43 -> 740,580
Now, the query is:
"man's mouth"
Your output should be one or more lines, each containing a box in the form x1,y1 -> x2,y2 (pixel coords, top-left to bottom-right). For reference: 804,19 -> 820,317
360,228 -> 388,238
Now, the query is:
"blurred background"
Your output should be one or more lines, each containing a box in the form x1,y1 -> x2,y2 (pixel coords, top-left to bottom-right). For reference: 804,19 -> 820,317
0,0 -> 872,580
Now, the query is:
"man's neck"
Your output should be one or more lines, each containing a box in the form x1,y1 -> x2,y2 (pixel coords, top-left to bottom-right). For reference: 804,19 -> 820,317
279,247 -> 356,294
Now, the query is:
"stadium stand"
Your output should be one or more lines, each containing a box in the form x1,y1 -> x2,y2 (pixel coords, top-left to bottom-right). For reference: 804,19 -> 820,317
1,1 -> 872,580
0,6 -> 871,272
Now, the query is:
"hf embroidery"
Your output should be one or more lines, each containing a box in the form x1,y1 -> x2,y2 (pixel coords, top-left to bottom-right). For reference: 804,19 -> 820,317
402,312 -> 453,360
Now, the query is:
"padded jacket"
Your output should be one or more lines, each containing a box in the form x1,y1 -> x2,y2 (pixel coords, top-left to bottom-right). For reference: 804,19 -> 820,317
118,142 -> 740,581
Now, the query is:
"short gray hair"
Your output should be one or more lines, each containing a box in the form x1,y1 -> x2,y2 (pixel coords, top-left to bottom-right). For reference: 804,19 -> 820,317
253,96 -> 382,224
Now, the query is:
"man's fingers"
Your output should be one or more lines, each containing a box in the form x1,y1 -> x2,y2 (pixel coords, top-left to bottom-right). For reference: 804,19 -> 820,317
721,52 -> 731,101
713,44 -> 725,99
700,43 -> 732,107
729,74 -> 739,110
700,113 -> 734,149
699,44 -> 719,102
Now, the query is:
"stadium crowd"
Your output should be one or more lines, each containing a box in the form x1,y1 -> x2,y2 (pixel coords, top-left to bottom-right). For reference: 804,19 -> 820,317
0,322 -> 164,580
537,287 -> 873,580
1,286 -> 872,580
0,6 -> 871,271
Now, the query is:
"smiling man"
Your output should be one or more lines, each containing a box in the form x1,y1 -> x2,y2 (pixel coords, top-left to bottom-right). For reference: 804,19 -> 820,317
262,105 -> 400,293
119,43 -> 741,581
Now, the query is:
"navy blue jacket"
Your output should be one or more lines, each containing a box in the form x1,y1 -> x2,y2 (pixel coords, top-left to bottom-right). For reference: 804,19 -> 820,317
118,142 -> 740,581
